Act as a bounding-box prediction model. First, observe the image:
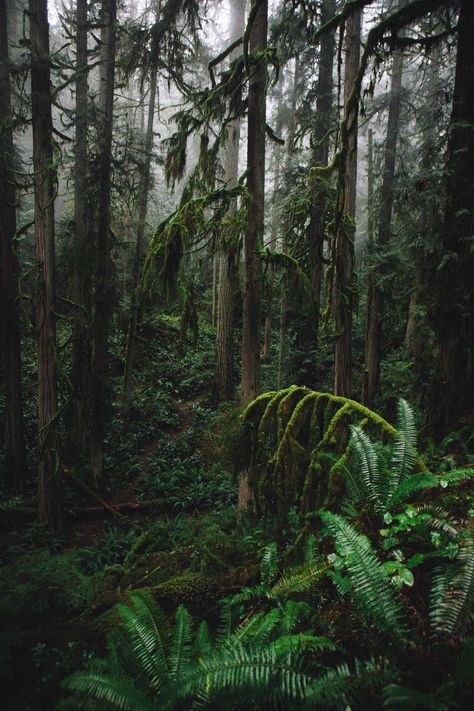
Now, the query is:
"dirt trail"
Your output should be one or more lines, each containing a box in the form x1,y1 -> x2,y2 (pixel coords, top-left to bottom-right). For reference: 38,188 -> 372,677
68,399 -> 194,545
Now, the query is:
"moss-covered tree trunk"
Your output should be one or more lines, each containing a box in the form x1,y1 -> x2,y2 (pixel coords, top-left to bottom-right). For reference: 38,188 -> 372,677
30,0 -> 61,528
363,0 -> 405,407
428,0 -> 474,433
0,0 -> 26,491
215,0 -> 246,402
240,0 -> 267,405
333,8 -> 361,398
91,0 -> 116,484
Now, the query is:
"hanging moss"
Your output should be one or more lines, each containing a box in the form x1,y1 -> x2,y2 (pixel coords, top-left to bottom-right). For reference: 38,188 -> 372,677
241,388 -> 427,521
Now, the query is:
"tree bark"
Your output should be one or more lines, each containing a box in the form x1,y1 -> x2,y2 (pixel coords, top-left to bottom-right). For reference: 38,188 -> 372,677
262,70 -> 285,361
429,0 -> 474,432
29,0 -> 61,528
363,0 -> 405,407
240,0 -> 267,404
211,249 -> 219,325
215,0 -> 246,402
297,0 -> 336,387
71,0 -> 90,453
405,48 -> 439,361
333,8 -> 361,398
362,126 -> 375,403
0,0 -> 26,491
91,0 -> 116,484
277,58 -> 299,389
123,57 -> 158,407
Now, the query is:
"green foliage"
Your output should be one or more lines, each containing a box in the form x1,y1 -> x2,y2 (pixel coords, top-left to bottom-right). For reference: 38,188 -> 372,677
241,388 -> 423,521
62,591 -> 318,709
0,549 -> 103,684
322,511 -> 409,642
77,525 -> 136,574
430,532 -> 474,639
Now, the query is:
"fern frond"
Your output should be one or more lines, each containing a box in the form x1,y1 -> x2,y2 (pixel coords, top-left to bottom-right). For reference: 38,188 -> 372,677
177,642 -> 311,707
271,563 -> 327,598
321,512 -> 408,641
62,671 -> 151,710
117,592 -> 170,689
194,620 -> 211,657
304,534 -> 317,565
273,633 -> 336,654
454,635 -> 474,685
350,426 -> 383,511
414,504 -> 459,539
304,662 -> 352,705
396,399 -> 417,449
383,683 -> 448,710
430,535 -> 474,638
307,657 -> 393,707
169,605 -> 193,676
276,600 -> 311,635
261,543 -> 278,588
231,608 -> 281,645
438,468 -> 474,488
389,470 -> 438,506
388,399 -> 418,498
223,585 -> 271,609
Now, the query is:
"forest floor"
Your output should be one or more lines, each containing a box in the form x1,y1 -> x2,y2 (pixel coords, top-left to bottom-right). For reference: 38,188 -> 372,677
68,399 -> 195,547
3,320 -> 473,709
0,320 -> 243,708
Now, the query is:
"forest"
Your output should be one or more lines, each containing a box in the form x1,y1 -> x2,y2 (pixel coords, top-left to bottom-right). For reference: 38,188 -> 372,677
0,0 -> 473,708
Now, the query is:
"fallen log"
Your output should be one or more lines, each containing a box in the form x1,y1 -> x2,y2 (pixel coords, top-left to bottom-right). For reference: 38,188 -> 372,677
0,498 -> 169,523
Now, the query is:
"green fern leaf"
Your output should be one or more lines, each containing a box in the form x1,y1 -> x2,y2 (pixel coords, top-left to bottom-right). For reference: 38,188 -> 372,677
169,604 -> 193,676
271,563 -> 327,598
350,426 -> 383,511
321,512 -> 408,641
430,534 -> 474,638
118,592 -> 170,689
62,671 -> 152,710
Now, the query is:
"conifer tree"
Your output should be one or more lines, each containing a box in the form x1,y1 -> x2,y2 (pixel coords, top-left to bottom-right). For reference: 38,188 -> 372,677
29,0 -> 61,528
215,0 -> 246,402
0,0 -> 26,491
241,0 -> 268,405
363,0 -> 406,407
333,7 -> 361,398
91,0 -> 117,483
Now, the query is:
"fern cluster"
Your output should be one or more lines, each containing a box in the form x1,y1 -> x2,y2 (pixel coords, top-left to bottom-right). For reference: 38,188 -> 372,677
61,398 -> 474,709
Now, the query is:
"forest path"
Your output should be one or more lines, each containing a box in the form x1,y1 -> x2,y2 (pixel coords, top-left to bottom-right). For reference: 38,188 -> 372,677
68,398 -> 195,546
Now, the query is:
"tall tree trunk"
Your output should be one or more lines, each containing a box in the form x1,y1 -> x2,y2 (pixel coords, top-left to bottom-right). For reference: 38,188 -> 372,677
215,0 -> 246,402
262,70 -> 284,361
333,8 -> 361,398
91,0 -> 116,484
429,0 -> 474,432
123,59 -> 158,407
277,58 -> 299,388
29,0 -> 61,528
297,0 -> 336,386
71,0 -> 90,453
277,246 -> 289,389
362,126 -> 375,402
211,249 -> 219,325
363,0 -> 405,407
406,46 -> 440,364
0,0 -> 26,491
240,0 -> 267,404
